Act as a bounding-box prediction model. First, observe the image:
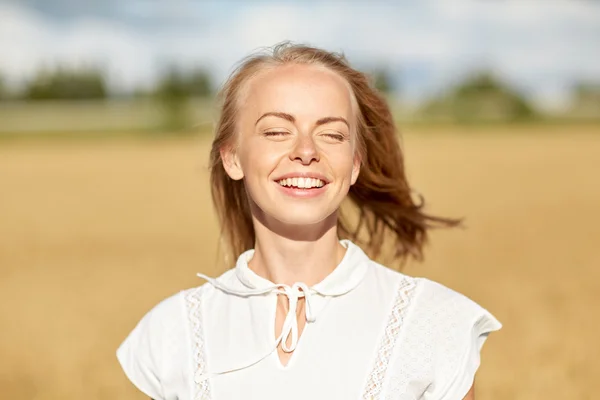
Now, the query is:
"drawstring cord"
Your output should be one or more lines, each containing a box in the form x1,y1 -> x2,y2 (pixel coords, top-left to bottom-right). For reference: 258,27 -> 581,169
194,273 -> 321,382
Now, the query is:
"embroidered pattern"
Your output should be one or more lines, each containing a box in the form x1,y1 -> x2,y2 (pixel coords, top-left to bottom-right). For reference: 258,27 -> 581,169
185,287 -> 212,400
362,277 -> 418,399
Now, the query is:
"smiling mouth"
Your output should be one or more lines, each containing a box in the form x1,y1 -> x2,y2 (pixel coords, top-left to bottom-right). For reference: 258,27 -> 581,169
276,177 -> 326,189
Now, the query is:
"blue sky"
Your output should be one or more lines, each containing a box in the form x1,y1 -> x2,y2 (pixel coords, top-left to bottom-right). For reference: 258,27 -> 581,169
1,0 -> 599,110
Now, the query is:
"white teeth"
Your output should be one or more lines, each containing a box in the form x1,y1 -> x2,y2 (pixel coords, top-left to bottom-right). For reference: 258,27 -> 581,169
277,177 -> 326,188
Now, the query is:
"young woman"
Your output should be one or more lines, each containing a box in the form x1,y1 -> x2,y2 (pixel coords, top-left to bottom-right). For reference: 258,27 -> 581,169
117,43 -> 501,400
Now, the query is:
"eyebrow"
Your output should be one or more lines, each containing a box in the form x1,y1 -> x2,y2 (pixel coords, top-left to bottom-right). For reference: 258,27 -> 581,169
315,116 -> 349,128
255,112 -> 349,128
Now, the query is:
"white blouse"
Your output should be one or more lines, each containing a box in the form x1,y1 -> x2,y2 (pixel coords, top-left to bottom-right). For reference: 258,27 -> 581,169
117,240 -> 502,400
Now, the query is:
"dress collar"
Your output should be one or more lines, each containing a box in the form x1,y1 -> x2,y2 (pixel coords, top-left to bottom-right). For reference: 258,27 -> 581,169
194,240 -> 371,381
234,239 -> 370,295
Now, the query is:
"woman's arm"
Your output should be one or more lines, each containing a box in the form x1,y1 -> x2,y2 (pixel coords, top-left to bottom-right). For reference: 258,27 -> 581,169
462,383 -> 475,400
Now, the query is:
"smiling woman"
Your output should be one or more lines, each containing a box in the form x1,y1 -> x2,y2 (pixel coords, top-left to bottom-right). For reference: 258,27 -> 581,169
116,42 -> 501,400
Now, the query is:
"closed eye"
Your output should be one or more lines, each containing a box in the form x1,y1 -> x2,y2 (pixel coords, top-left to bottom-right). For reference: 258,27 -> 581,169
323,133 -> 346,141
263,131 -> 289,137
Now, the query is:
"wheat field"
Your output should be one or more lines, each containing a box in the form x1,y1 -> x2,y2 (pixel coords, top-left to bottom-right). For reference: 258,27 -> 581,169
0,125 -> 598,399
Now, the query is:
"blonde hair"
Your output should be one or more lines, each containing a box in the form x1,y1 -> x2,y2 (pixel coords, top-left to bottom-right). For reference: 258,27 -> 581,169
209,42 -> 460,266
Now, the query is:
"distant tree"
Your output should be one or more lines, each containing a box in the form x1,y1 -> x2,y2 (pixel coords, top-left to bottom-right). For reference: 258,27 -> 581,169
25,67 -> 107,100
187,69 -> 213,98
0,74 -> 5,100
155,67 -> 213,100
422,72 -> 535,122
370,68 -> 394,94
573,82 -> 600,108
155,69 -> 188,131
156,69 -> 185,100
454,72 -> 533,121
568,82 -> 600,119
154,67 -> 213,131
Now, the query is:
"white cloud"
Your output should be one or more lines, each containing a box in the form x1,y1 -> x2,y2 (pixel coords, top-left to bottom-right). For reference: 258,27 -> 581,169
0,4 -> 157,92
0,4 -> 57,84
0,0 -> 599,109
55,18 -> 157,91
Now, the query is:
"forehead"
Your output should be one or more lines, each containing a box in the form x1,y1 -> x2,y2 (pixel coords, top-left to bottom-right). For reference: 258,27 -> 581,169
240,64 -> 355,121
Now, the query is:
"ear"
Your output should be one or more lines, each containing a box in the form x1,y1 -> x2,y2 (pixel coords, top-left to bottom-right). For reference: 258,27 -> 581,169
350,153 -> 361,185
220,146 -> 244,180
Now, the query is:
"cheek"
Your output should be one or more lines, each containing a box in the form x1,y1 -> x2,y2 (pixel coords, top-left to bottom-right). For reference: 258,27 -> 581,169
238,139 -> 288,176
326,147 -> 356,179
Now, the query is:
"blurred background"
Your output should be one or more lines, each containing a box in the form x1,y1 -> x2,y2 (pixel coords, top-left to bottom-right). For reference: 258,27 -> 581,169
0,1 -> 598,399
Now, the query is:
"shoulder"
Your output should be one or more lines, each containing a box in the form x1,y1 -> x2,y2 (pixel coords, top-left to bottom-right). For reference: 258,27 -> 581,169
362,262 -> 501,336
116,287 -> 208,400
114,269 -> 236,399
119,290 -> 188,351
130,289 -> 192,346
410,278 -> 502,335
142,281 -> 222,351
399,278 -> 502,399
367,259 -> 419,291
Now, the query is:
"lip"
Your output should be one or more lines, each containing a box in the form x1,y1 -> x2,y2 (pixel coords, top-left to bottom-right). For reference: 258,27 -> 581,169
272,171 -> 331,184
272,171 -> 330,199
274,181 -> 328,199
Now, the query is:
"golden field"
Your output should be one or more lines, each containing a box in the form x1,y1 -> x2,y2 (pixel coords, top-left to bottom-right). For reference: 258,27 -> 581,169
0,125 -> 599,399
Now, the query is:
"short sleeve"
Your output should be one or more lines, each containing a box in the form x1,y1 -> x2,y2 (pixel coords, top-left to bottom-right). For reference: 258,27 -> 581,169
427,282 -> 502,400
439,311 -> 501,399
117,306 -> 165,400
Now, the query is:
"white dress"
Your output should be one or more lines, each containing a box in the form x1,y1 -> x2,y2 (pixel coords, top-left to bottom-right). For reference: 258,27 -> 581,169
117,240 -> 502,400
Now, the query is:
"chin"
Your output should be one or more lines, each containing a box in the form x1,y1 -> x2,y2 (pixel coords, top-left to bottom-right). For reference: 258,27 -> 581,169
260,204 -> 338,228
248,190 -> 342,229
274,213 -> 330,227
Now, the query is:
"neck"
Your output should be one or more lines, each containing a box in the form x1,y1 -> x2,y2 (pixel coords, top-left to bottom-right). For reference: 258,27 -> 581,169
248,213 -> 347,287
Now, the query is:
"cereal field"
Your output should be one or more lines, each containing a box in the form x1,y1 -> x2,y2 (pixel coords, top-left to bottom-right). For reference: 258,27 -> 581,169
0,125 -> 598,399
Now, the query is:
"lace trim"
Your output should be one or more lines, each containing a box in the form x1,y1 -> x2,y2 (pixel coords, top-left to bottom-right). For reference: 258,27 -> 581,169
185,287 -> 212,400
362,277 -> 417,399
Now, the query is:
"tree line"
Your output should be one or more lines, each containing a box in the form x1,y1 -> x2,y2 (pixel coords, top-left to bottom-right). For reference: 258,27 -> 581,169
0,66 -> 597,123
0,66 -> 213,101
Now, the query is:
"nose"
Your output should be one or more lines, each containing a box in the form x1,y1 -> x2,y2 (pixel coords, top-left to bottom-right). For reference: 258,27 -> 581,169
289,133 -> 319,165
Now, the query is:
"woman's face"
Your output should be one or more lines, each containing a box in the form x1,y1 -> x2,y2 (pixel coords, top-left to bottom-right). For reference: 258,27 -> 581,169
222,63 -> 360,227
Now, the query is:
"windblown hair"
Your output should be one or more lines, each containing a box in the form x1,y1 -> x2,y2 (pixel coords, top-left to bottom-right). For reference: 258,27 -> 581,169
209,42 -> 460,266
